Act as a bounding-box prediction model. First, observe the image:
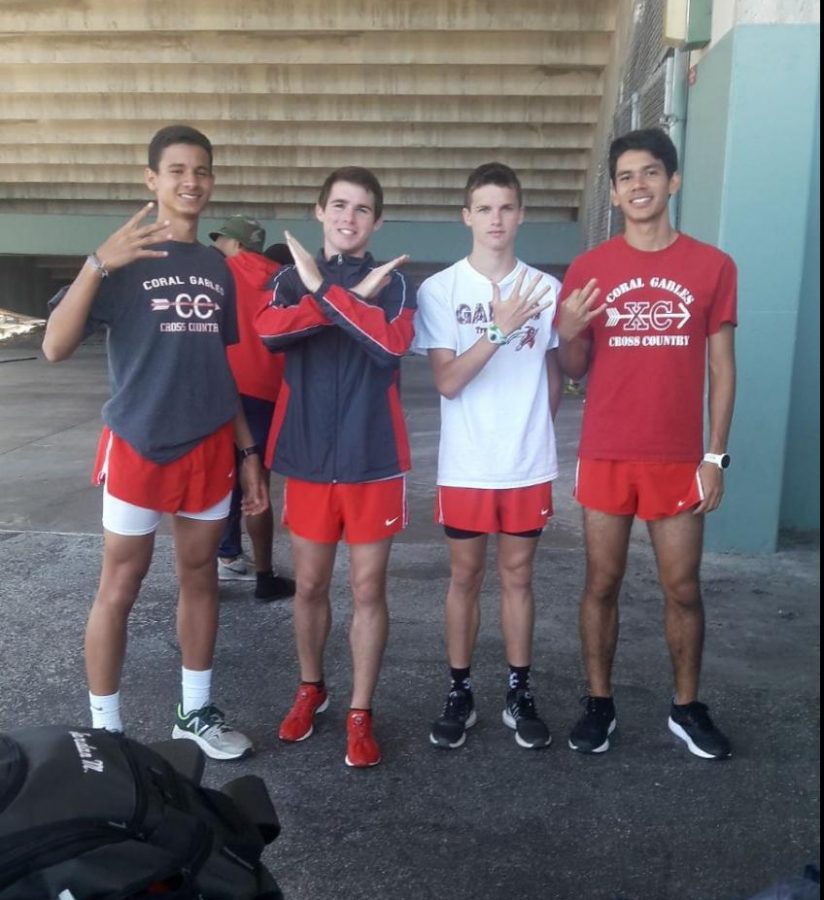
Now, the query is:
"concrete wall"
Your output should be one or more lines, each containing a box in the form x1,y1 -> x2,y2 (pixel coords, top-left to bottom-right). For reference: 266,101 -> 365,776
709,0 -> 819,43
0,216 -> 581,269
0,216 -> 581,318
781,104 -> 820,532
680,23 -> 820,551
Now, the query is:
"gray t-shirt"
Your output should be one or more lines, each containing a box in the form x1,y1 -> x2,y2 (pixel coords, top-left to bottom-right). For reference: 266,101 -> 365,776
52,242 -> 239,463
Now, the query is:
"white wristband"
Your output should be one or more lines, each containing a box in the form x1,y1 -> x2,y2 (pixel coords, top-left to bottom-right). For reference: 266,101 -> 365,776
87,252 -> 109,279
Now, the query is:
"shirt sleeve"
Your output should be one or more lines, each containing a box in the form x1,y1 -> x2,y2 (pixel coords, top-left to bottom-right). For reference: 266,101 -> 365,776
255,266 -> 332,351
708,253 -> 738,334
316,270 -> 415,368
540,272 -> 562,351
48,273 -> 116,340
412,275 -> 456,354
221,275 -> 239,347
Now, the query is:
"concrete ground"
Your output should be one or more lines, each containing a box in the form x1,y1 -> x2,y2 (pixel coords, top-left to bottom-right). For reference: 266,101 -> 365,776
0,334 -> 819,900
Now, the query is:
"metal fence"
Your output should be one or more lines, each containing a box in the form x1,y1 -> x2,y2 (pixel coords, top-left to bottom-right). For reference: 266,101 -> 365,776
585,0 -> 683,248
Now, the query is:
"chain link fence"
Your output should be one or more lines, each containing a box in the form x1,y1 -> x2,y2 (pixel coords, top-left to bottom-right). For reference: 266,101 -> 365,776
585,0 -> 680,248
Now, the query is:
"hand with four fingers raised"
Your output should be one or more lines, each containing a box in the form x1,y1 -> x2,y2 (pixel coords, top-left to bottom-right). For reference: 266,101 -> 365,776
556,278 -> 605,342
93,202 -> 173,275
491,267 -> 555,338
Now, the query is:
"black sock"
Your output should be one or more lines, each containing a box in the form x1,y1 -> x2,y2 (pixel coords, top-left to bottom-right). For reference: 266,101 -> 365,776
450,666 -> 471,693
508,664 -> 531,692
256,569 -> 273,581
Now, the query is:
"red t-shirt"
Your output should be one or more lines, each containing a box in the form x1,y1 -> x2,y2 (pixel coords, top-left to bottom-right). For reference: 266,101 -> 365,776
560,233 -> 737,462
225,251 -> 285,402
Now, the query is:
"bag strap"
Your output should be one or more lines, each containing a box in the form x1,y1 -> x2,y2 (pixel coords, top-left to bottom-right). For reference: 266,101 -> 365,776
0,735 -> 26,817
220,776 -> 281,845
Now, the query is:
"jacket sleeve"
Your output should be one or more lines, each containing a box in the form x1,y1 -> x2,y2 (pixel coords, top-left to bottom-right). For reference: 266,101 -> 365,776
315,270 -> 415,368
254,266 -> 332,351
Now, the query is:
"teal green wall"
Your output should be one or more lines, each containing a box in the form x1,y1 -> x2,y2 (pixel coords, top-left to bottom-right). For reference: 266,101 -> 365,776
0,257 -> 54,318
0,216 -> 581,268
680,24 -> 820,552
781,99 -> 820,532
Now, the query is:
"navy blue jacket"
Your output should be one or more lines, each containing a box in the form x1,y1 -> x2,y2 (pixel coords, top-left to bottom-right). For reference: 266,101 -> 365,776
255,251 -> 415,483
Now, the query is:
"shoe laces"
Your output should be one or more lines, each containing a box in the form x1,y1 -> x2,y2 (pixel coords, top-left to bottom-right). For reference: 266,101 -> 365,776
442,689 -> 471,719
348,712 -> 372,739
511,688 -> 538,720
190,704 -> 229,734
581,695 -> 613,719
678,700 -> 712,727
295,685 -> 322,707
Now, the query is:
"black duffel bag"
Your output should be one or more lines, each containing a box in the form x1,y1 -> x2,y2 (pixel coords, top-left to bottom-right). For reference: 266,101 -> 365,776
0,725 -> 283,899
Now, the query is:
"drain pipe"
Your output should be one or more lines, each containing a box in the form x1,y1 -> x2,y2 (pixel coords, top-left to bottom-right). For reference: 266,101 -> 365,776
663,47 -> 690,228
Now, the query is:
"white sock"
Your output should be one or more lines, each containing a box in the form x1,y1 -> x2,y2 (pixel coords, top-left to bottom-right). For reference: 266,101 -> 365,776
181,667 -> 212,715
89,690 -> 122,732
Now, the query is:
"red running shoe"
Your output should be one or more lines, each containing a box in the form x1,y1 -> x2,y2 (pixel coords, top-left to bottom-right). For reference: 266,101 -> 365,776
278,683 -> 329,742
345,709 -> 382,767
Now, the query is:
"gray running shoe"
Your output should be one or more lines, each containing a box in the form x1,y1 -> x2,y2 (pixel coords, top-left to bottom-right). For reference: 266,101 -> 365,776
217,555 -> 256,582
172,704 -> 253,760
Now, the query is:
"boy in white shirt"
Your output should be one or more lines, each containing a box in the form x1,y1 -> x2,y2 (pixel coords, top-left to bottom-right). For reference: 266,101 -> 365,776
414,163 -> 562,750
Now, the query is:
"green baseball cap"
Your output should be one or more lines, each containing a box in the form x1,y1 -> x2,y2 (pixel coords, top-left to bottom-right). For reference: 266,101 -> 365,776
209,216 -> 266,253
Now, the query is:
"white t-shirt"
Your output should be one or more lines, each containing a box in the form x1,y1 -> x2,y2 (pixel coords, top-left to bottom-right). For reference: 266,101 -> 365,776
413,257 -> 561,488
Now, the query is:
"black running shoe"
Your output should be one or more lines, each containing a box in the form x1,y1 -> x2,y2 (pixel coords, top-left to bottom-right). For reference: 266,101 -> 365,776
255,572 -> 296,602
429,688 -> 477,749
668,701 -> 732,760
568,695 -> 616,754
502,688 -> 552,749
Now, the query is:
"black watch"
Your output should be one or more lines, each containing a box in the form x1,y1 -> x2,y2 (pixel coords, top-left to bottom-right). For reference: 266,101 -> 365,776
239,444 -> 261,460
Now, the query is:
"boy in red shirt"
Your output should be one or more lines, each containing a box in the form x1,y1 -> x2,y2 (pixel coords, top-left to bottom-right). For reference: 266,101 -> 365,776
210,215 -> 295,602
558,128 -> 737,760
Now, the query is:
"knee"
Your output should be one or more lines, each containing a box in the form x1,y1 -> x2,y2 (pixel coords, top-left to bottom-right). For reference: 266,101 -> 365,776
584,565 -> 624,604
95,569 -> 144,612
497,560 -> 532,594
450,561 -> 485,596
662,575 -> 701,610
349,574 -> 386,610
295,575 -> 332,605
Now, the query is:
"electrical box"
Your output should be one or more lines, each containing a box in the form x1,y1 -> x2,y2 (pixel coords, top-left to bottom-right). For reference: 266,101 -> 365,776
663,0 -> 712,49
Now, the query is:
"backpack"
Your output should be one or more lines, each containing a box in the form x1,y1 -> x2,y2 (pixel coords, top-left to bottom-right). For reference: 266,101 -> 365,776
0,725 -> 283,899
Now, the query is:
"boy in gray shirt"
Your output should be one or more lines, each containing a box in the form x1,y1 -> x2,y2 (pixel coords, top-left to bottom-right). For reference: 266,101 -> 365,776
44,124 -> 268,759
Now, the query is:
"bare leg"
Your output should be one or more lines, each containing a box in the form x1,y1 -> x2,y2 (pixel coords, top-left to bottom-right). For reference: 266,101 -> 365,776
444,535 -> 487,668
85,530 -> 155,694
580,509 -> 634,696
245,470 -> 274,573
173,516 -> 226,671
497,533 -> 540,666
647,511 -> 705,704
291,535 -> 337,682
348,538 -> 394,709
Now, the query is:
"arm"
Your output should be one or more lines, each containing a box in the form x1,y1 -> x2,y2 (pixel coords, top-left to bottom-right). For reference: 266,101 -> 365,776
43,203 -> 171,361
317,277 -> 414,368
426,270 -> 555,399
233,409 -> 269,517
281,229 -> 413,366
556,278 -> 603,381
547,348 -> 563,419
694,323 -> 736,514
428,343 -> 498,400
254,267 -> 333,351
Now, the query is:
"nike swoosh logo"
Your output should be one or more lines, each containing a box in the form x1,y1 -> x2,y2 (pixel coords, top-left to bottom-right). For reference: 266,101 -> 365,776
385,516 -> 400,526
540,508 -> 550,515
